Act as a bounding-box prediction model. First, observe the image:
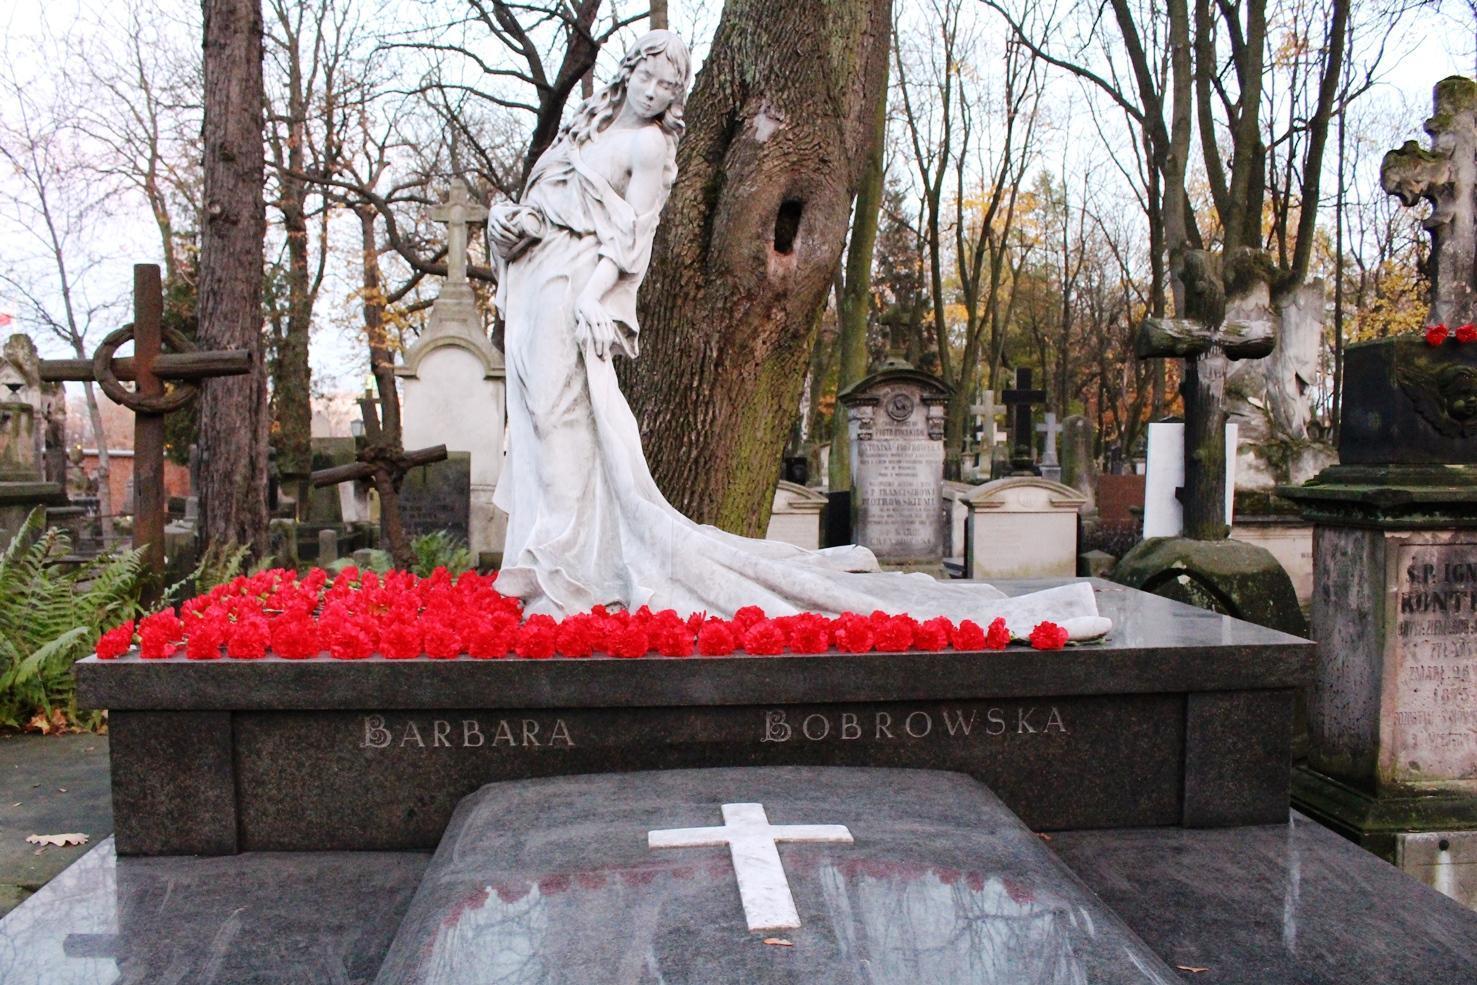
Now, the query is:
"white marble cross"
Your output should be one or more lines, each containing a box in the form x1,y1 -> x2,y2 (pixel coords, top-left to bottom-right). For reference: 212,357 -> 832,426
1036,412 -> 1062,467
648,802 -> 853,932
430,179 -> 489,286
971,392 -> 1006,445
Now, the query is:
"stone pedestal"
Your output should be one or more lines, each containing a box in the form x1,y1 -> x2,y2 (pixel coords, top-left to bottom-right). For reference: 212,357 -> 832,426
1280,335 -> 1477,905
960,477 -> 1085,580
1284,464 -> 1477,903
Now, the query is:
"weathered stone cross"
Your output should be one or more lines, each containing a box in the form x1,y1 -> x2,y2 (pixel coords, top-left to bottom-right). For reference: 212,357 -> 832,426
1003,368 -> 1045,474
1136,251 -> 1273,539
1381,77 -> 1477,327
971,391 -> 1005,448
648,802 -> 853,932
431,179 -> 489,288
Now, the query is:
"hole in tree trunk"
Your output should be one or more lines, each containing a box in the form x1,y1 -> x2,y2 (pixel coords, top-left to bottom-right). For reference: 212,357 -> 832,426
773,200 -> 803,254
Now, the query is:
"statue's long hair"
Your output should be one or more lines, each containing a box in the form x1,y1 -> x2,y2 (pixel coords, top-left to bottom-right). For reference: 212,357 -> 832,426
560,30 -> 692,147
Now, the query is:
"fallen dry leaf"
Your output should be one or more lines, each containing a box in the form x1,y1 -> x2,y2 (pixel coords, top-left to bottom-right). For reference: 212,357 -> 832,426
1176,966 -> 1210,974
26,833 -> 88,848
762,938 -> 794,947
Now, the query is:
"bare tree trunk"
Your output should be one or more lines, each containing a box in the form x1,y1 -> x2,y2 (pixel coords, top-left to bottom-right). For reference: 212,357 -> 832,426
829,68 -> 888,493
198,0 -> 269,556
356,206 -> 413,569
650,0 -> 667,30
626,0 -> 894,534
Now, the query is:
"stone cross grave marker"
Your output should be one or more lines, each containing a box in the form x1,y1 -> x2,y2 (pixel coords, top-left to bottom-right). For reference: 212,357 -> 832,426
969,391 -> 1007,464
39,265 -> 251,603
1036,411 -> 1063,481
1135,252 -> 1274,539
430,180 -> 488,289
648,802 -> 853,932
1003,368 -> 1045,474
1382,77 -> 1477,326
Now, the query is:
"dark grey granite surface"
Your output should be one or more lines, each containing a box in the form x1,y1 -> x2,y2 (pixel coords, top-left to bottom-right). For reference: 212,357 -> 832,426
76,581 -> 1313,711
374,767 -> 1180,985
1051,813 -> 1477,985
0,836 -> 427,985
82,581 -> 1312,854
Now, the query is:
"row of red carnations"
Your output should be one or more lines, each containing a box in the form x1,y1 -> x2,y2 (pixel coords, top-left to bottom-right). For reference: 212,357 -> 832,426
92,566 -> 1071,661
1425,322 -> 1477,346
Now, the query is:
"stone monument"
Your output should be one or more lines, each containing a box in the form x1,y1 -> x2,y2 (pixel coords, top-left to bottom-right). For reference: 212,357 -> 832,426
764,480 -> 827,550
0,334 -> 66,541
1059,414 -> 1097,515
838,359 -> 951,572
960,476 -> 1087,580
1281,77 -> 1477,905
397,180 -> 507,561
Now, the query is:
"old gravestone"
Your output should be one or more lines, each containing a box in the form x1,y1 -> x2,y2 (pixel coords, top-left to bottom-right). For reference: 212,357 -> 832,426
837,359 -> 950,571
1282,76 -> 1477,908
764,480 -> 827,551
0,335 -> 66,540
396,181 -> 507,561
960,476 -> 1087,581
1059,414 -> 1097,515
398,451 -> 472,546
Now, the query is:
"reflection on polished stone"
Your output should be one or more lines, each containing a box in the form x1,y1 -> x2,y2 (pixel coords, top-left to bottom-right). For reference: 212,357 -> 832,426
374,767 -> 1178,984
0,837 -> 426,985
1051,813 -> 1477,985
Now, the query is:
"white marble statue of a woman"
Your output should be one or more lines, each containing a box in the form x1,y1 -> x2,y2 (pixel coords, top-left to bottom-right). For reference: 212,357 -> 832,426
487,30 -> 1109,640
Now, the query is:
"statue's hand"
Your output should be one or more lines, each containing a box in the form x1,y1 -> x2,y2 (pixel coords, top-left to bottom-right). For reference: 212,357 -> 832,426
574,293 -> 617,360
488,205 -> 541,261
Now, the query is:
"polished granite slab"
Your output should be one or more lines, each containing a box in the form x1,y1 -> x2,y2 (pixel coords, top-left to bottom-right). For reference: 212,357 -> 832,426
78,581 -> 1313,853
1051,813 -> 1477,985
374,767 -> 1180,985
0,836 -> 427,985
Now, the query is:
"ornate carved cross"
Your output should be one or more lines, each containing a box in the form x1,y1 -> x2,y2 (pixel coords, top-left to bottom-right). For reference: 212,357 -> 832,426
1381,77 -> 1477,327
39,265 -> 252,603
1136,250 -> 1274,540
431,180 -> 490,288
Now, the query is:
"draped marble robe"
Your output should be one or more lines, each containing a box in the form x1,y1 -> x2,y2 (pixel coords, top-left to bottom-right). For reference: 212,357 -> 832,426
491,133 -> 1109,639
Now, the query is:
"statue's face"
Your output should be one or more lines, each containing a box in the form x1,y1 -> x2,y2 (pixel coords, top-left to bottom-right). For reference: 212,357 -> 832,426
628,56 -> 683,120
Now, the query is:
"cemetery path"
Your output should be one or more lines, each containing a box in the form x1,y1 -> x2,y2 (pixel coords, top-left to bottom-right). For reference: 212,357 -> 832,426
0,733 -> 110,917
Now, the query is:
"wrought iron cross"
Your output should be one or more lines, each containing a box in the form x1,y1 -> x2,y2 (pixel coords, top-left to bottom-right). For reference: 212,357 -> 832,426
1003,368 -> 1045,474
39,265 -> 252,604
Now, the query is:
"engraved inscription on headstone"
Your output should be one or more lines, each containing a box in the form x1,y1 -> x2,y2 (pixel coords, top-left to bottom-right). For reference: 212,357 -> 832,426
759,704 -> 1069,743
1393,542 -> 1477,781
360,713 -> 576,749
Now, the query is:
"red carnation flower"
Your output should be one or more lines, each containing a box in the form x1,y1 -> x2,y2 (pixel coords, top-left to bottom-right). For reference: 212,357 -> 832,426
654,624 -> 694,657
515,615 -> 558,659
271,612 -> 320,659
874,614 -> 917,652
984,617 -> 1011,650
784,613 -> 832,654
742,619 -> 786,655
556,616 -> 598,658
1460,323 -> 1477,344
732,605 -> 767,632
914,617 -> 951,652
326,617 -> 375,660
951,619 -> 986,651
184,617 -> 225,660
1426,323 -> 1450,346
138,610 -> 184,659
95,621 -> 135,660
1029,621 -> 1069,650
422,619 -> 463,659
468,621 -> 515,659
227,616 -> 270,659
380,620 -> 423,660
608,622 -> 651,658
696,619 -> 737,656
833,613 -> 875,654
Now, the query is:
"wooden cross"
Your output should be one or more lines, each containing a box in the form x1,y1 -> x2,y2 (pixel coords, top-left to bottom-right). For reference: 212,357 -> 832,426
1002,368 -> 1045,474
1135,251 -> 1273,540
431,180 -> 489,288
1381,77 -> 1477,327
39,264 -> 252,604
309,393 -> 445,564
